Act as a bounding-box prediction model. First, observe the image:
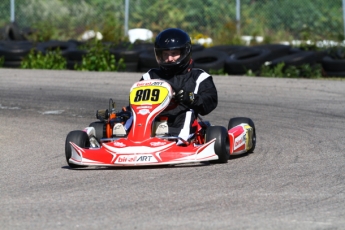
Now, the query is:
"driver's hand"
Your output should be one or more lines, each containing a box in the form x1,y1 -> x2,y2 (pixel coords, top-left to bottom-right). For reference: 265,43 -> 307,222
175,89 -> 195,105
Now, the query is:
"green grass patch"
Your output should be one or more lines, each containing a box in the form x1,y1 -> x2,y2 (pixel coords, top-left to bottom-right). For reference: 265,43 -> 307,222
74,40 -> 125,71
246,62 -> 323,79
21,48 -> 67,69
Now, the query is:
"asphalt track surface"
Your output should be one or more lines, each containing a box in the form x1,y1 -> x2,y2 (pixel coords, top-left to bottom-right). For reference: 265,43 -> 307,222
1,69 -> 344,230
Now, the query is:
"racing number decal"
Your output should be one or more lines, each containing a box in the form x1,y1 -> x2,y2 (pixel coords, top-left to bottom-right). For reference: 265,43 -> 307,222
130,86 -> 169,105
134,89 -> 160,102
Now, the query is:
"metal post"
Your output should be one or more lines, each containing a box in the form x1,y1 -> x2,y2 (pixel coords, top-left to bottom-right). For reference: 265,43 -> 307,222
124,0 -> 129,36
343,0 -> 345,40
10,0 -> 15,22
236,0 -> 240,35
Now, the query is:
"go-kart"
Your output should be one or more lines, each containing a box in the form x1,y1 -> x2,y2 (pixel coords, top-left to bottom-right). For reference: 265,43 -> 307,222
65,79 -> 256,168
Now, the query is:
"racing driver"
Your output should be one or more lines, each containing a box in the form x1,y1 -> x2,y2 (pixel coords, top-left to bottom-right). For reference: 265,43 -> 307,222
139,28 -> 218,143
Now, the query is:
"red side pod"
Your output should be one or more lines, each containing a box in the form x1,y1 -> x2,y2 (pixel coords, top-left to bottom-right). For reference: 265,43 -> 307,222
228,125 -> 245,155
228,132 -> 234,154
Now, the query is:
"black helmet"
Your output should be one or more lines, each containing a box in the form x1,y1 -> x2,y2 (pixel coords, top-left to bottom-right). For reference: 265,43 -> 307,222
154,28 -> 192,74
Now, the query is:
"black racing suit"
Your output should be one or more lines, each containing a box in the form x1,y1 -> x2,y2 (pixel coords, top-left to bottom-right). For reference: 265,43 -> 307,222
140,61 -> 218,140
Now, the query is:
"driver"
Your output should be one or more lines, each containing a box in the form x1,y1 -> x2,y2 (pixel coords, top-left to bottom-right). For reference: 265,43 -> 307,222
140,28 -> 218,143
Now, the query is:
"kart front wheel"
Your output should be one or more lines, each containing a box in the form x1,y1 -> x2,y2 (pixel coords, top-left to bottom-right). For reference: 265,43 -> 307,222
205,126 -> 230,163
65,130 -> 90,168
89,121 -> 105,141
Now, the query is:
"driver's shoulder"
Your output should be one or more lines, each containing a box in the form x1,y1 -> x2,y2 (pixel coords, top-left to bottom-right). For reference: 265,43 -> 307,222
142,68 -> 162,80
191,68 -> 210,75
188,68 -> 211,80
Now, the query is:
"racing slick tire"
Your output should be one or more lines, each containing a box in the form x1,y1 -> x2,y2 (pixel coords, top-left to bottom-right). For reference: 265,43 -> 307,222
228,117 -> 256,153
205,126 -> 230,163
65,130 -> 90,168
89,121 -> 105,141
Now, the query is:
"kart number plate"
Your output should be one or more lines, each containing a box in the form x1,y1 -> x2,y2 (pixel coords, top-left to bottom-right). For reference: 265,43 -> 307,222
130,86 -> 169,105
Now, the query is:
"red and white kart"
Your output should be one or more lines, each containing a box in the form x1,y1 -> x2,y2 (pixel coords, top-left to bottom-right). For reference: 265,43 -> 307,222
65,79 -> 256,168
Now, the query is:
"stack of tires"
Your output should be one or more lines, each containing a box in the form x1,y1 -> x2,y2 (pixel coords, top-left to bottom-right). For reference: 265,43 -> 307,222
0,22 -> 27,41
0,22 -> 32,68
192,45 -> 228,73
321,48 -> 345,77
110,43 -> 151,72
222,44 -> 329,75
36,40 -> 79,69
0,41 -> 33,68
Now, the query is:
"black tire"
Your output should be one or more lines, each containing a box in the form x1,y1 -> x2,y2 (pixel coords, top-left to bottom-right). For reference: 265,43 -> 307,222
289,47 -> 303,54
321,56 -> 345,72
66,60 -> 81,70
36,40 -> 76,57
111,48 -> 139,62
205,126 -> 230,163
65,48 -> 88,61
209,45 -> 247,55
132,42 -> 154,53
228,117 -> 256,153
193,48 -> 228,72
269,51 -> 316,68
3,60 -> 22,68
3,22 -> 25,41
323,70 -> 345,77
138,50 -> 158,70
192,44 -> 204,52
314,50 -> 328,63
224,48 -> 271,75
0,41 -> 34,61
65,130 -> 90,168
252,44 -> 291,61
118,61 -> 138,72
89,121 -> 105,141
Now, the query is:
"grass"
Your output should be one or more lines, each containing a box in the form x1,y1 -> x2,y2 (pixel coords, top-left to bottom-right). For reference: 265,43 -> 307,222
21,48 -> 67,70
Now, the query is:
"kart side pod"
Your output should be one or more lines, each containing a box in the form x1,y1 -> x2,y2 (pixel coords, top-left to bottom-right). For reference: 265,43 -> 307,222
228,123 -> 255,155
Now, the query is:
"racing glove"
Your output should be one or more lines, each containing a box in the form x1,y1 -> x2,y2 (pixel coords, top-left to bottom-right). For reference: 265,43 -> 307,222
175,89 -> 195,105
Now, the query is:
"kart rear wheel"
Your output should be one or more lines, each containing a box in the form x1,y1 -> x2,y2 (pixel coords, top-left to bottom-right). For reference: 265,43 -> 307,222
205,126 -> 230,163
65,130 -> 90,168
89,121 -> 105,141
228,117 -> 256,153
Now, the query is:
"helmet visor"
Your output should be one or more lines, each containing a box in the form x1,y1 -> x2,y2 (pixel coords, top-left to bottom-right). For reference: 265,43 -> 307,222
154,44 -> 191,66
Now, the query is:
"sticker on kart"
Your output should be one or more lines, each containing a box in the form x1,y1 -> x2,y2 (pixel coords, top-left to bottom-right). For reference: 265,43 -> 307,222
115,154 -> 158,164
130,85 -> 169,105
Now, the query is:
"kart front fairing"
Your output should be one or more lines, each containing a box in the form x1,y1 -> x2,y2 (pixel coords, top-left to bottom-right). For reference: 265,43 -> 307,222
70,137 -> 217,166
69,79 -> 219,166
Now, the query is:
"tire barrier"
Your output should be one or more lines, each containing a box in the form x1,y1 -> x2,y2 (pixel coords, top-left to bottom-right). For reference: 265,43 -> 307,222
0,41 -> 34,68
111,43 -> 153,72
36,40 -> 77,56
322,56 -> 345,72
193,48 -> 228,72
138,49 -> 157,72
192,44 -> 205,52
209,45 -> 247,55
322,56 -> 345,77
268,51 -> 316,68
224,47 -> 271,75
65,47 -> 89,70
288,47 -> 328,63
0,39 -> 343,76
252,44 -> 291,61
0,22 -> 26,41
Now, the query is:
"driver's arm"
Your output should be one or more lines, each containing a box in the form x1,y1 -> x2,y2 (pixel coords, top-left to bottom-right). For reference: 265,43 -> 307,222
190,76 -> 218,116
